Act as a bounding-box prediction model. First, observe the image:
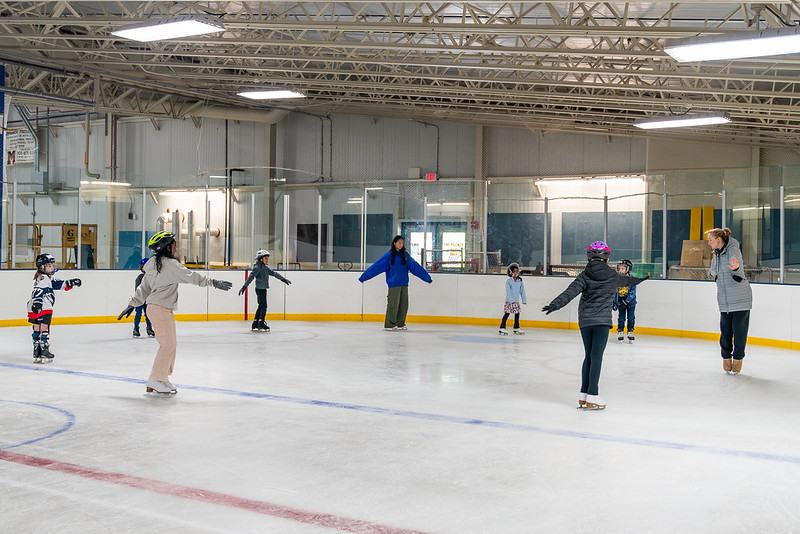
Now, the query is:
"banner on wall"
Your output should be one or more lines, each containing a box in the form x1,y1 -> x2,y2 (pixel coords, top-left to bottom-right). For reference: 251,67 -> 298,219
5,127 -> 35,165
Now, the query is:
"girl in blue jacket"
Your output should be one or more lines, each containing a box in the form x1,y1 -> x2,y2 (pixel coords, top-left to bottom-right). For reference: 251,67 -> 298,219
359,235 -> 432,330
499,262 -> 527,335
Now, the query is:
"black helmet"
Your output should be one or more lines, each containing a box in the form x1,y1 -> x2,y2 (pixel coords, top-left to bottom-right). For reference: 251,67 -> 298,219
36,253 -> 56,270
617,259 -> 633,273
148,231 -> 176,253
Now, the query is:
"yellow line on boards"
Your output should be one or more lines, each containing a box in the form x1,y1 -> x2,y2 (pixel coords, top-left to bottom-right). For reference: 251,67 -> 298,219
0,314 -> 797,350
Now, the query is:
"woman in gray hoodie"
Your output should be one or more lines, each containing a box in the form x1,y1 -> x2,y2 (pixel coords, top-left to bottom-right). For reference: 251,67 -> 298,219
542,241 -> 648,409
707,228 -> 752,375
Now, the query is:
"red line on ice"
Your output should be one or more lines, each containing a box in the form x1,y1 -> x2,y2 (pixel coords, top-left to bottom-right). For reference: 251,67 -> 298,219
0,450 -> 426,534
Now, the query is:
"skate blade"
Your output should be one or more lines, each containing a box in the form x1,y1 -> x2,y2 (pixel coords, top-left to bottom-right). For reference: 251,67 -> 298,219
145,388 -> 177,396
584,404 -> 606,410
498,332 -> 508,336
513,331 -> 525,335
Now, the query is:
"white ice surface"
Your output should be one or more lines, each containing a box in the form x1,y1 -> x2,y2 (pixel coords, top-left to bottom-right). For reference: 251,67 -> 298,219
1,321 -> 799,534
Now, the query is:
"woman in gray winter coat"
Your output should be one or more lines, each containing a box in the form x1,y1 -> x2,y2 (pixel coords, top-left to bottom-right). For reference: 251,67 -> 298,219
707,228 -> 752,375
542,241 -> 648,410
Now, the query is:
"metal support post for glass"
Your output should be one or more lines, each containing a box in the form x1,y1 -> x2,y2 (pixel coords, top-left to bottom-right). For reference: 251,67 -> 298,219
780,185 -> 785,284
317,193 -> 322,270
11,180 -> 17,268
141,188 -> 147,260
543,198 -> 548,277
482,188 -> 488,273
422,196 -> 428,269
662,193 -> 667,279
603,195 -> 608,243
721,189 -> 727,228
360,191 -> 367,270
204,185 -> 210,270
77,180 -> 82,269
250,192 -> 256,263
283,194 -> 290,271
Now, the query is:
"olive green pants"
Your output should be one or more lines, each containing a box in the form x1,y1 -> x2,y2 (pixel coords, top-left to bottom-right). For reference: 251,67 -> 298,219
385,285 -> 409,328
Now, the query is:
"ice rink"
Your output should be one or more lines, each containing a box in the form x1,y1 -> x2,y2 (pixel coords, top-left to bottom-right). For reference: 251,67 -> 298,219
2,320 -> 799,534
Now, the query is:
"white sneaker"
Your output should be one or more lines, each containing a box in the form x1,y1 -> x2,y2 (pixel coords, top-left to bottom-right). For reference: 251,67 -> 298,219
146,378 -> 174,394
578,392 -> 588,408
617,331 -> 624,341
585,395 -> 606,410
498,328 -> 508,335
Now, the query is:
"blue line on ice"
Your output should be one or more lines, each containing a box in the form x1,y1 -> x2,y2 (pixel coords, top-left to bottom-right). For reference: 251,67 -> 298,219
0,399 -> 76,450
2,362 -> 799,465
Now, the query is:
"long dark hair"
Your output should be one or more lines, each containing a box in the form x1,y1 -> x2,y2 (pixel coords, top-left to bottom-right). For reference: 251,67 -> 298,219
389,235 -> 407,265
155,244 -> 176,273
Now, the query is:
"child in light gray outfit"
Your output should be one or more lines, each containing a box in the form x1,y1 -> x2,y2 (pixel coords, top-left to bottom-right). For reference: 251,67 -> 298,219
239,249 -> 292,331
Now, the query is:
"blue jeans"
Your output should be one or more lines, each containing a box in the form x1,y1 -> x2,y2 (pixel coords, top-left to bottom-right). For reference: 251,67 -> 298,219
134,304 -> 152,329
617,303 -> 635,331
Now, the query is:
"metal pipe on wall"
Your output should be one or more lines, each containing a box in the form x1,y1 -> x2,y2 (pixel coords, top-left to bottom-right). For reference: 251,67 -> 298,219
77,180 -> 82,269
603,195 -> 608,243
282,194 -> 290,271
360,191 -> 367,269
662,193 -> 667,279
251,193 -> 256,266
187,210 -> 194,262
141,188 -> 146,260
84,113 -> 100,179
422,196 -> 428,269
11,181 -> 17,268
543,197 -> 549,277
482,185 -> 488,273
780,185 -> 785,284
317,194 -> 322,270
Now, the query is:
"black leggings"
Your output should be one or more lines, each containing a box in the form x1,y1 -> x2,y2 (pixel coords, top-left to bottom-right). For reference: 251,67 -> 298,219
500,313 -> 520,329
254,289 -> 268,322
720,310 -> 750,359
579,326 -> 610,396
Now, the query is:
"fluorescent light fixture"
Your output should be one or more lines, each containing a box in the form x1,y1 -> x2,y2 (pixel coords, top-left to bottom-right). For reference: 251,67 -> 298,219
534,176 -> 645,185
346,200 -> 362,204
111,15 -> 225,42
365,187 -> 384,191
269,178 -> 286,182
634,113 -> 731,130
732,206 -> 770,212
426,202 -> 442,207
666,27 -> 800,62
442,202 -> 470,206
347,197 -> 363,201
158,190 -> 222,196
237,89 -> 306,100
209,175 -> 227,179
80,180 -> 131,187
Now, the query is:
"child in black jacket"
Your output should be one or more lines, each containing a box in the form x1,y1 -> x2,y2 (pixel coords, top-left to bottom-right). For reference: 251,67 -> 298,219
542,242 -> 648,410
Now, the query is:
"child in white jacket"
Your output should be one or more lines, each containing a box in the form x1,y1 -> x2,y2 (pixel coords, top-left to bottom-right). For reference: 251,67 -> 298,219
499,262 -> 527,335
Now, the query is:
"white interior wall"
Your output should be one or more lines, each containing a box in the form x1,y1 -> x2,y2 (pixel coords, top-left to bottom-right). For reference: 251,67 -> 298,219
0,270 -> 796,348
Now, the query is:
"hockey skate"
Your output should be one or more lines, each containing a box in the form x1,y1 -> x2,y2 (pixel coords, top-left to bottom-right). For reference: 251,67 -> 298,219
397,325 -> 407,330
32,343 -> 43,364
498,328 -> 508,335
39,344 -> 55,364
251,320 -> 259,331
512,328 -> 525,335
133,326 -> 141,338
627,330 -> 635,343
584,394 -> 606,410
146,326 -> 155,337
258,320 -> 270,332
145,377 -> 177,396
617,331 -> 624,341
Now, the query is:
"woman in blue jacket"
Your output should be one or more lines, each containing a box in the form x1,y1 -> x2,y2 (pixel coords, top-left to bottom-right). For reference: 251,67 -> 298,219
359,235 -> 432,330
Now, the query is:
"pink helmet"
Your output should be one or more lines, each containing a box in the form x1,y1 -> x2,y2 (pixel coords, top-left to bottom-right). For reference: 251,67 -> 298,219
587,241 -> 611,260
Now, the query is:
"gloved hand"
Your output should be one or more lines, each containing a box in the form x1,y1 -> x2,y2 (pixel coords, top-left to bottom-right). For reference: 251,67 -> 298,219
66,278 -> 82,288
283,279 -> 292,285
542,304 -> 557,315
212,279 -> 232,291
238,286 -> 246,296
31,301 -> 42,314
117,306 -> 134,320
613,305 -> 618,311
641,275 -> 650,281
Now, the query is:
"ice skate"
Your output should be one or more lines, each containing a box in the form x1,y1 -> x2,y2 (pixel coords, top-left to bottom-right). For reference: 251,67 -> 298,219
578,392 -> 587,408
145,377 -> 176,396
133,326 -> 141,338
617,331 -> 624,341
384,326 -> 398,331
39,344 -> 54,363
32,343 -> 43,364
722,358 -> 733,373
146,326 -> 155,338
498,328 -> 508,335
627,330 -> 635,342
397,325 -> 407,330
585,395 -> 606,410
251,321 -> 259,332
731,359 -> 743,375
258,320 -> 270,332
163,378 -> 178,394
513,328 -> 525,335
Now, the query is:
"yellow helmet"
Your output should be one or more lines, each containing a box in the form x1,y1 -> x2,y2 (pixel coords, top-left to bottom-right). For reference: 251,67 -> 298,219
148,231 -> 175,253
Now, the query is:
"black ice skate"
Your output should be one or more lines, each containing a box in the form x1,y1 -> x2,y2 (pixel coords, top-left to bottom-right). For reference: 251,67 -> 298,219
258,320 -> 270,332
39,344 -> 55,363
617,331 -> 624,341
146,326 -> 155,337
33,342 -> 43,364
133,326 -> 141,338
627,330 -> 635,343
251,321 -> 259,331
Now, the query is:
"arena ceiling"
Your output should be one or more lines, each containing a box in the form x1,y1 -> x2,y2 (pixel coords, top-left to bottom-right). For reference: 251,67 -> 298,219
2,1 -> 800,148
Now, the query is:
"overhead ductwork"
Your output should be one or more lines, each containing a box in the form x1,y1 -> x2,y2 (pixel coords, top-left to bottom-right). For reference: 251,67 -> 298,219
190,105 -> 288,124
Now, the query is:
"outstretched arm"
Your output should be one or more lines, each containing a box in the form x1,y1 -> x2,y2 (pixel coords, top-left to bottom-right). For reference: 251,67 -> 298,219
542,276 -> 586,314
358,253 -> 390,283
615,272 -> 648,288
406,254 -> 433,283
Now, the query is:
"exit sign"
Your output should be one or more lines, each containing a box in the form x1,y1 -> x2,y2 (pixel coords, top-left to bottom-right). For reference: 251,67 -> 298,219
425,173 -> 438,181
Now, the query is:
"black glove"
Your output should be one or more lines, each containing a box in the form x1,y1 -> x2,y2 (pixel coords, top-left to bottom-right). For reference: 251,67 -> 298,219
283,279 -> 292,285
67,278 -> 82,288
732,275 -> 743,283
238,286 -> 246,296
117,306 -> 134,320
613,305 -> 618,311
542,304 -> 557,315
31,301 -> 42,314
641,275 -> 650,281
212,279 -> 232,291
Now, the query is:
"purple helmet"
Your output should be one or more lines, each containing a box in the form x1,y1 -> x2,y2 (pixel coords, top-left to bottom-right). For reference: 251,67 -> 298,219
587,241 -> 611,260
